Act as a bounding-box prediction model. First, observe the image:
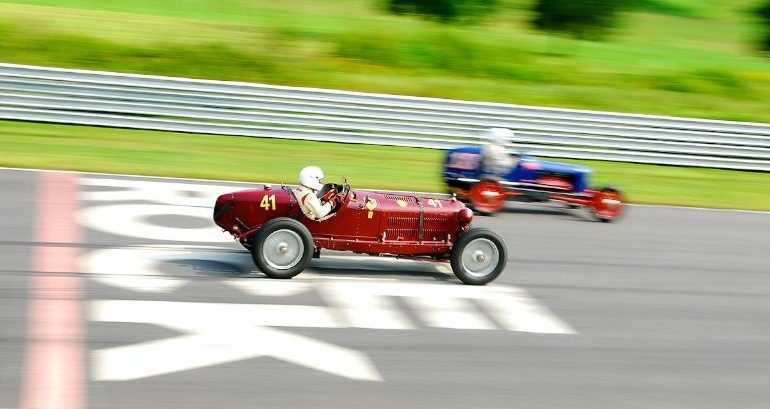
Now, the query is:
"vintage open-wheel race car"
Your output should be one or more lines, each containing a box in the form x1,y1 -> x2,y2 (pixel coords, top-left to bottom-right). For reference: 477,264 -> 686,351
213,182 -> 508,285
444,146 -> 626,222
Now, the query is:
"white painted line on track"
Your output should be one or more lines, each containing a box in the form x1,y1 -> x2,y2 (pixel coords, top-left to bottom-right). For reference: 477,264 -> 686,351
406,296 -> 496,330
317,281 -> 577,334
225,279 -> 313,296
80,245 -> 251,293
321,285 -> 417,330
80,245 -> 414,293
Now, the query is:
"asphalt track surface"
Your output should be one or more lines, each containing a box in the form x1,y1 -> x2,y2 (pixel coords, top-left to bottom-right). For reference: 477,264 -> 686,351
1,167 -> 768,409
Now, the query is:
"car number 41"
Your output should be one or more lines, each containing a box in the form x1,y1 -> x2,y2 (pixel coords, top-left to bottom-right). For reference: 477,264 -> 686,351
260,194 -> 276,211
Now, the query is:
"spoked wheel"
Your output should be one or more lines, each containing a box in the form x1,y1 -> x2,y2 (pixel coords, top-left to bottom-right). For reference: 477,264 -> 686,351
590,186 -> 626,223
250,218 -> 313,279
469,181 -> 506,216
450,228 -> 508,285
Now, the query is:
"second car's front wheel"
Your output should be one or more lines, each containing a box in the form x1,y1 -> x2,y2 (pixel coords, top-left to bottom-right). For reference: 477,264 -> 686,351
250,218 -> 313,279
590,186 -> 626,223
450,228 -> 508,285
469,181 -> 506,216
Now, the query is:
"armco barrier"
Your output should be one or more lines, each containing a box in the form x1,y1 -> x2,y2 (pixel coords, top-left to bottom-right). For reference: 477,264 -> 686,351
0,63 -> 768,171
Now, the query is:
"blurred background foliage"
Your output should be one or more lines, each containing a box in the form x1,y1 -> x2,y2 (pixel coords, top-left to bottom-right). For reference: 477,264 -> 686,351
758,0 -> 770,50
1,0 -> 770,122
531,0 -> 626,39
385,0 -> 499,23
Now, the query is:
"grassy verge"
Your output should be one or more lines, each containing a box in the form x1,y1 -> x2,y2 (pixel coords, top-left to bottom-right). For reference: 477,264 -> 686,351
2,120 -> 768,211
0,1 -> 769,122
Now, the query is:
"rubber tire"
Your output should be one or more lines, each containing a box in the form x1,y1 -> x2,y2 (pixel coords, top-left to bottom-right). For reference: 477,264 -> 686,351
591,186 -> 625,223
250,217 -> 313,279
450,228 -> 508,285
469,180 -> 506,216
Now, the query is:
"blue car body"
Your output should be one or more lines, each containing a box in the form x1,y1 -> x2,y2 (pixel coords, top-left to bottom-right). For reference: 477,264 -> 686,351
443,146 -> 592,194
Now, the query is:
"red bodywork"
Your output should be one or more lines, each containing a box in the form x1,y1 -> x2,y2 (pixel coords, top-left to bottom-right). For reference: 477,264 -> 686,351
214,185 -> 473,258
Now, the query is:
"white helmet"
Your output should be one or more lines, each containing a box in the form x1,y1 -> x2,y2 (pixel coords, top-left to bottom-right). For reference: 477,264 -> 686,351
299,166 -> 324,191
483,127 -> 514,145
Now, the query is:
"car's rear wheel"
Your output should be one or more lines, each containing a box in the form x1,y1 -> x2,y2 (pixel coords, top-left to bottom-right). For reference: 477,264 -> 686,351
251,218 -> 313,279
469,181 -> 506,216
450,228 -> 507,285
590,186 -> 625,223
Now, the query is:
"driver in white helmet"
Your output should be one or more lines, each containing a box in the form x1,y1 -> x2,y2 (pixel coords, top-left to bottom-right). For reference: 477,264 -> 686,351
481,127 -> 515,176
294,166 -> 334,221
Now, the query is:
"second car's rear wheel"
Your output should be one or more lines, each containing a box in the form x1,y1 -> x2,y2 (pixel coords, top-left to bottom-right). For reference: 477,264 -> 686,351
250,218 -> 313,279
450,228 -> 507,285
469,181 -> 506,216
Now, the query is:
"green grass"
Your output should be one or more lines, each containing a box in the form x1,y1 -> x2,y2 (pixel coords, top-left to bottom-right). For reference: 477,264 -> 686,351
1,0 -> 770,122
2,120 -> 769,211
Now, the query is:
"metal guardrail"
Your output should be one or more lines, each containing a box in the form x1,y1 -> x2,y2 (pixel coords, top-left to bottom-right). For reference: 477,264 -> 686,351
1,63 -> 768,171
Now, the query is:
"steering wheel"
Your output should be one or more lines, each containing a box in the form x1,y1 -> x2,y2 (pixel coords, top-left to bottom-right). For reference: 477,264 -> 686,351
337,182 -> 350,205
320,184 -> 339,203
320,183 -> 350,209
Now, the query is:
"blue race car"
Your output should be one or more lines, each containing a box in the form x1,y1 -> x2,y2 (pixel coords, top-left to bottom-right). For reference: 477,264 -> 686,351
443,146 -> 626,222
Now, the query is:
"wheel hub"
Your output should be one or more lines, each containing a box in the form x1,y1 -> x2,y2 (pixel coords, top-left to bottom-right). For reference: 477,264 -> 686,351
461,238 -> 500,278
261,229 -> 303,270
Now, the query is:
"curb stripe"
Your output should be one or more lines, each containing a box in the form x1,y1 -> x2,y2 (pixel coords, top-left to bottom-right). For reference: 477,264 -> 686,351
20,172 -> 85,409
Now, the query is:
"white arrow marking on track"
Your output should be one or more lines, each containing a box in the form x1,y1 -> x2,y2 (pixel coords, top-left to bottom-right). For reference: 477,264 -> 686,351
91,300 -> 382,382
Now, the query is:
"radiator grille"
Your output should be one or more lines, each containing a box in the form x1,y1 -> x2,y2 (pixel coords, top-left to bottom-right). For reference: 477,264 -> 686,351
423,216 -> 449,242
384,215 -> 449,242
385,215 -> 418,241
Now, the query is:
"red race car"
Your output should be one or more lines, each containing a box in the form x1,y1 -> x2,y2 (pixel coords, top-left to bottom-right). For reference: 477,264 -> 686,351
213,182 -> 507,285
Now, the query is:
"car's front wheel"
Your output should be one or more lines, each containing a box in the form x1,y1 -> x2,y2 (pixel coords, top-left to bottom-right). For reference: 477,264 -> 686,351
590,186 -> 626,223
450,228 -> 507,285
250,218 -> 313,279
